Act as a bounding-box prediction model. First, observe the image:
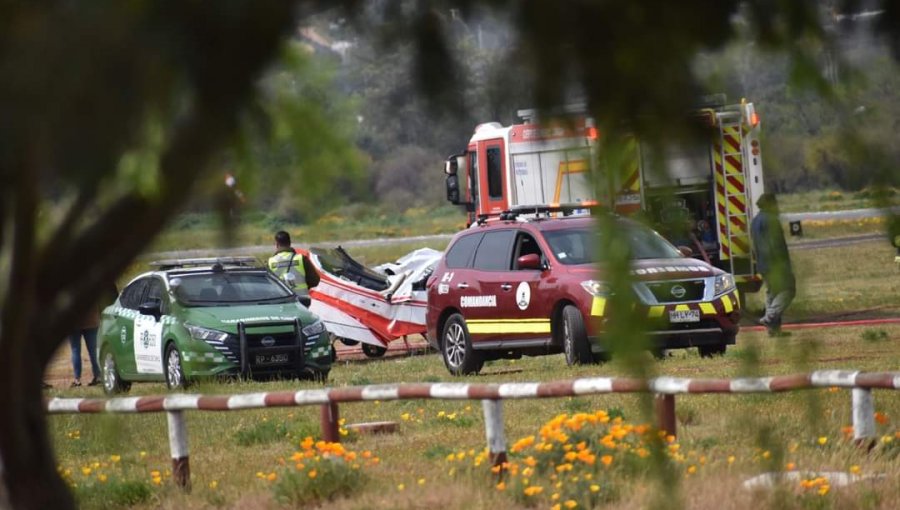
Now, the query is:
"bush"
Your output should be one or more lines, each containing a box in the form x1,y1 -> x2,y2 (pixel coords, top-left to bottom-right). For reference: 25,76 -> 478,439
271,439 -> 373,505
74,479 -> 153,508
861,329 -> 889,343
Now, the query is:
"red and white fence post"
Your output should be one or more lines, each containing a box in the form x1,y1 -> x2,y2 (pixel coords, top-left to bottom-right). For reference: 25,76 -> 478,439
320,402 -> 341,442
481,399 -> 507,468
166,410 -> 191,491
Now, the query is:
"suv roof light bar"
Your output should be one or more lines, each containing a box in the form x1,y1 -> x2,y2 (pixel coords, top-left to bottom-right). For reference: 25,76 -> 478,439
498,201 -> 603,221
148,257 -> 259,271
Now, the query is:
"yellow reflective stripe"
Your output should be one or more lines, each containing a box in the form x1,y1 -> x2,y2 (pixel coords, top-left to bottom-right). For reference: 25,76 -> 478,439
721,295 -> 734,313
648,306 -> 665,318
674,304 -> 690,312
699,302 -> 716,315
591,297 -> 606,317
466,321 -> 552,334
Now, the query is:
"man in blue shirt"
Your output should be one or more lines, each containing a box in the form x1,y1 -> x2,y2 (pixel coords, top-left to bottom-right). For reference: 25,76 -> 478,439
750,193 -> 795,337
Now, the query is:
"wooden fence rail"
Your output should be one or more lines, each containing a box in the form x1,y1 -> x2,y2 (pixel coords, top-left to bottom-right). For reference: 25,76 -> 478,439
45,370 -> 900,490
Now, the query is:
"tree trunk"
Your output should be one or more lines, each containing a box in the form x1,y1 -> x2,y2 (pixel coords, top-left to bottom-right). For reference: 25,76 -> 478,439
0,333 -> 75,510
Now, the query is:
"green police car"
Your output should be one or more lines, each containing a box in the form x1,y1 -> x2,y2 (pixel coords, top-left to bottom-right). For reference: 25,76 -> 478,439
98,258 -> 332,394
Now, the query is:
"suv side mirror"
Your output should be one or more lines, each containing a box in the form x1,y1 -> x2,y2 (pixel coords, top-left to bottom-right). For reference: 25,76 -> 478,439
677,246 -> 693,257
517,253 -> 543,270
139,299 -> 162,320
446,174 -> 461,204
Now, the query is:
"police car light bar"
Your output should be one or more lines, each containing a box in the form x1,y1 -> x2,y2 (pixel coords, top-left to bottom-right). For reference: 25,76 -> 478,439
148,257 -> 259,270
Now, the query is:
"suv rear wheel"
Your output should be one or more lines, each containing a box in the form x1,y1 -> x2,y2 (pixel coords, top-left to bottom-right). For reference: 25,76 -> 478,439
441,314 -> 483,376
562,305 -> 592,366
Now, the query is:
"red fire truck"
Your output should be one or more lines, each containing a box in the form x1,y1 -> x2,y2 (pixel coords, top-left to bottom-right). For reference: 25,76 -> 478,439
443,96 -> 765,292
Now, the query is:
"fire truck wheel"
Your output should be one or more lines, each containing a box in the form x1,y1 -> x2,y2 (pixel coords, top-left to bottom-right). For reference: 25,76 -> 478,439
361,343 -> 388,358
698,343 -> 727,358
441,314 -> 484,376
562,305 -> 592,366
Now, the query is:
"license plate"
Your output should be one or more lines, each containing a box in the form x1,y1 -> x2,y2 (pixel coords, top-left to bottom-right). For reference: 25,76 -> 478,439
668,309 -> 700,323
255,353 -> 289,365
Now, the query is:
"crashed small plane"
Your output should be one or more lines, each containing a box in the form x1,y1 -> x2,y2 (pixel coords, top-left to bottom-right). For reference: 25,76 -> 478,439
304,247 -> 441,357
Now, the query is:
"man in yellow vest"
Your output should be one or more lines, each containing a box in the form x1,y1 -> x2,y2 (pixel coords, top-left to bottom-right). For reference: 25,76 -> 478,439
268,231 -> 309,301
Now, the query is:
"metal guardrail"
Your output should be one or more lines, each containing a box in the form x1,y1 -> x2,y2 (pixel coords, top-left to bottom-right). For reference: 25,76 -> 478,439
46,370 -> 900,489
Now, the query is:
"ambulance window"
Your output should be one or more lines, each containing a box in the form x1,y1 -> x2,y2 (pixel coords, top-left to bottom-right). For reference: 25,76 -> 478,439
120,278 -> 150,310
445,233 -> 482,269
473,230 -> 515,271
487,146 -> 502,199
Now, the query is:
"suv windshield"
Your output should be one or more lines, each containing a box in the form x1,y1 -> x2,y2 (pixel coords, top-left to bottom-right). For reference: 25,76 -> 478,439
543,222 -> 682,265
171,272 -> 295,306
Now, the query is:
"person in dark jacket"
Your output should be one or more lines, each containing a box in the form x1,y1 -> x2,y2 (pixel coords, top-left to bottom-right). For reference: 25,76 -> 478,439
750,193 -> 795,337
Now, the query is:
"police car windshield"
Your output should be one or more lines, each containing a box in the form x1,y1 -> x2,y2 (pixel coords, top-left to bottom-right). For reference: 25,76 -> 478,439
172,272 -> 294,306
543,223 -> 682,265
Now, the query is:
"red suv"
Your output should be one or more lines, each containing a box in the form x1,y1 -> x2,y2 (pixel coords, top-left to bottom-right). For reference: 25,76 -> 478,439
425,213 -> 741,375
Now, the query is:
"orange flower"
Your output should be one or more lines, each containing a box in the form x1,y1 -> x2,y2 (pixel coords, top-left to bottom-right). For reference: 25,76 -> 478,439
600,455 -> 613,467
874,412 -> 889,425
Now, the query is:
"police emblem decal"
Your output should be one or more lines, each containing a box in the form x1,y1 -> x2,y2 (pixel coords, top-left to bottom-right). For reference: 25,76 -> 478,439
516,282 -> 531,311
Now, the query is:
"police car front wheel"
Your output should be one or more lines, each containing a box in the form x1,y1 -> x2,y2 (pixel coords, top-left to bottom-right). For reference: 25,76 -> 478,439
165,344 -> 187,389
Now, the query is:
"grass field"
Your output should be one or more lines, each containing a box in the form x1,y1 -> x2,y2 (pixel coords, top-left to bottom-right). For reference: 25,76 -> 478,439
46,239 -> 900,509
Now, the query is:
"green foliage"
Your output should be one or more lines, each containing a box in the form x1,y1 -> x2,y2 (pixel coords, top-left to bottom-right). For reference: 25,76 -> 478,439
272,458 -> 366,506
861,329 -> 889,343
73,479 -> 152,508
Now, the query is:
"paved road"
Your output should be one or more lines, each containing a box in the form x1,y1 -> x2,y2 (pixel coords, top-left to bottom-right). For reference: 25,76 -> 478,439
789,233 -> 886,251
781,206 -> 900,222
145,206 -> 897,261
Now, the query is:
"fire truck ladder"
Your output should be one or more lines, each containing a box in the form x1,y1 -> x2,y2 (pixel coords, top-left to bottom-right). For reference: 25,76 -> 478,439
715,112 -> 753,279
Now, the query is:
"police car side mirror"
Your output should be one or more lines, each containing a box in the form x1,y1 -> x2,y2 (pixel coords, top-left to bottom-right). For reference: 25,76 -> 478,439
517,253 -> 543,270
677,246 -> 693,257
139,299 -> 162,321
297,295 -> 311,307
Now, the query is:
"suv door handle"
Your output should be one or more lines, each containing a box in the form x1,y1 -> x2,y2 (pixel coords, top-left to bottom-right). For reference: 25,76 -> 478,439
500,284 -> 512,291
456,282 -> 469,289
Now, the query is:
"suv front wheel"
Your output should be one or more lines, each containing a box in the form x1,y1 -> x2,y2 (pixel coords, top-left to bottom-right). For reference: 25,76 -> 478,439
562,305 -> 592,366
441,314 -> 483,376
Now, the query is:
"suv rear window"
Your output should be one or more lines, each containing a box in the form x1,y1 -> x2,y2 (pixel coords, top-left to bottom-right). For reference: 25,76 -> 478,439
445,233 -> 482,268
473,230 -> 515,270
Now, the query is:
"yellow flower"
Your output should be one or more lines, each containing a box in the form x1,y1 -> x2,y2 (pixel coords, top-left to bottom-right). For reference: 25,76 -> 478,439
818,485 -> 830,496
308,469 -> 317,479
417,478 -> 426,486
81,467 -> 92,476
551,493 -> 560,501
139,451 -> 147,459
97,474 -> 107,483
401,413 -> 411,421
523,486 -> 544,496
109,455 -> 121,463
564,500 -> 578,509
590,484 -> 600,493
727,455 -> 735,464
817,437 -> 828,446
397,483 -> 405,491
849,465 -> 861,475
687,465 -> 697,475
209,480 -> 218,490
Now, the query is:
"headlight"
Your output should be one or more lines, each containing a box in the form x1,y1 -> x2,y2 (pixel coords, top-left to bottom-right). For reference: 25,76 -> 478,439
185,324 -> 235,343
302,320 -> 327,338
714,274 -> 735,296
580,280 -> 609,297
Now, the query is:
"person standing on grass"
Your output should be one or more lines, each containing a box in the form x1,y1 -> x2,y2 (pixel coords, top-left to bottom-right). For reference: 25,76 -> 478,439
268,231 -> 309,300
69,284 -> 118,387
750,193 -> 795,337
